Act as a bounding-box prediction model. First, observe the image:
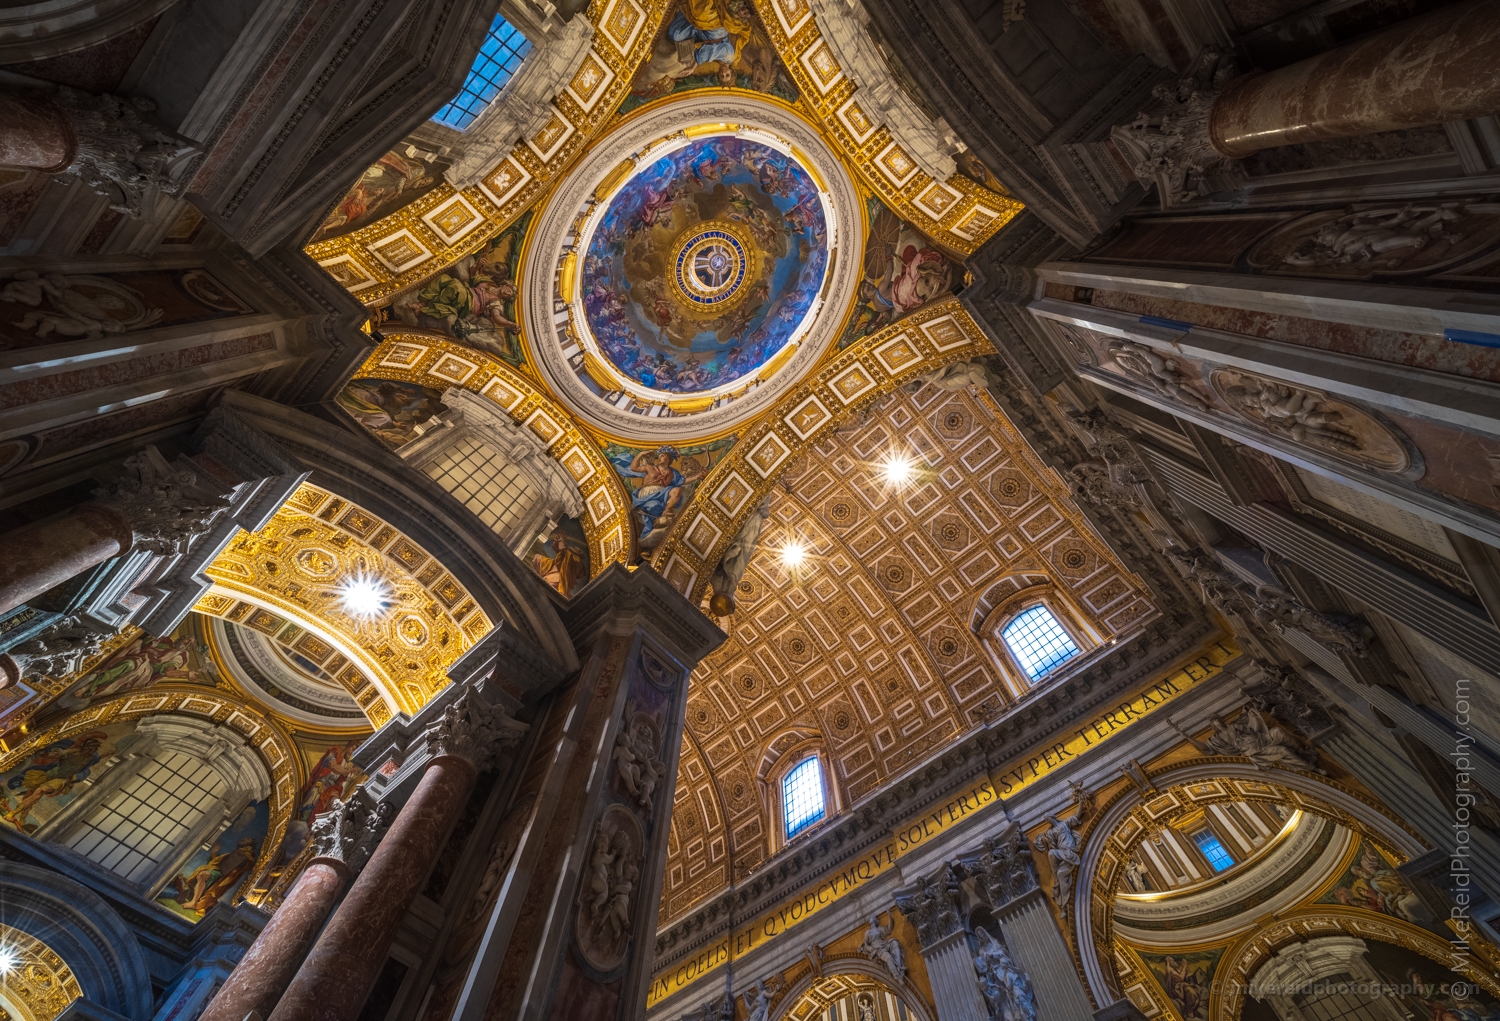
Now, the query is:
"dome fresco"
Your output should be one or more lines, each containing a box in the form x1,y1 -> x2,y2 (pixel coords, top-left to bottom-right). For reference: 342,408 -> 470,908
580,135 -> 828,394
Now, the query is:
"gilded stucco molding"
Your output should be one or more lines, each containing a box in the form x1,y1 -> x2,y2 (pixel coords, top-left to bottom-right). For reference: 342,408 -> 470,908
1073,756 -> 1433,1011
302,0 -> 672,305
0,683 -> 306,912
1211,907 -> 1500,1021
351,335 -> 638,568
649,296 -> 995,603
0,923 -> 84,1020
749,0 -> 1023,255
202,482 -> 495,719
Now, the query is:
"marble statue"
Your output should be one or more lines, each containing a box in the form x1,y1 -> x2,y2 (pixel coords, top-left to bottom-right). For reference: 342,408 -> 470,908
1171,709 -> 1323,773
973,928 -> 1037,1021
1031,812 -> 1083,915
743,979 -> 771,1021
859,913 -> 907,979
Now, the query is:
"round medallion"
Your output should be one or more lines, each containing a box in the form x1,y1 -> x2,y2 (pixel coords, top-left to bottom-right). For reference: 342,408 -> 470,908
672,225 -> 749,307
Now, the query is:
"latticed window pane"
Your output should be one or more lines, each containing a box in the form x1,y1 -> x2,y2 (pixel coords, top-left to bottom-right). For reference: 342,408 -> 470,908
432,15 -> 532,130
423,438 -> 538,538
783,757 -> 825,839
1192,828 -> 1236,872
1002,605 -> 1080,680
1295,975 -> 1384,1021
67,752 -> 227,883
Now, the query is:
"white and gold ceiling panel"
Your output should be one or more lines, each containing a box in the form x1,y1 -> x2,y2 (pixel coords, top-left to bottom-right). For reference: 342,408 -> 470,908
749,0 -> 1022,254
353,335 -> 637,567
303,0 -> 673,305
660,378 -> 1157,922
199,483 -> 493,720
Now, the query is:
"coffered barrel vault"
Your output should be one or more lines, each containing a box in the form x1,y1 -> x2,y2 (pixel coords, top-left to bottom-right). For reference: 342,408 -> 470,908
2,0 -> 1500,1020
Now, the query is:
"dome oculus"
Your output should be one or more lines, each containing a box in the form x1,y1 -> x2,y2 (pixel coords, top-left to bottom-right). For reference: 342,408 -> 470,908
578,135 -> 828,395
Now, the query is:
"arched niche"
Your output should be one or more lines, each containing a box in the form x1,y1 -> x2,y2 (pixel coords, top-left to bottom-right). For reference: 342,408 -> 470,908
0,688 -> 302,907
1070,758 -> 1430,1010
769,958 -> 935,1021
0,861 -> 153,1020
1217,909 -> 1500,1021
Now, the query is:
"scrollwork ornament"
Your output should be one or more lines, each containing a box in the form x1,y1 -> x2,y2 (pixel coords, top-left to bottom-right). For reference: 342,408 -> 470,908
91,445 -> 232,556
51,87 -> 201,218
0,615 -> 108,686
424,688 -> 529,770
309,793 -> 393,875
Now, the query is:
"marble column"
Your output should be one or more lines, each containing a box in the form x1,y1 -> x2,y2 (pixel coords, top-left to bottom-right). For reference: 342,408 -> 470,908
199,795 -> 390,1021
1210,1 -> 1500,157
0,505 -> 132,616
994,888 -> 1094,1021
922,930 -> 990,1021
267,692 -> 526,1021
896,866 -> 990,1021
0,446 -> 231,617
0,90 -> 74,171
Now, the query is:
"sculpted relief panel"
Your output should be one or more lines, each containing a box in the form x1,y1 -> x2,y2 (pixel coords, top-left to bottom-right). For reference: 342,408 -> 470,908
659,380 -> 1155,923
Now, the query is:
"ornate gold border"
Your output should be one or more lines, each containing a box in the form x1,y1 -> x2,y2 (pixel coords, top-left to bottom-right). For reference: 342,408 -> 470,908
0,684 -> 306,911
748,0 -> 1023,256
351,335 -> 638,568
302,0 -> 674,305
646,295 -> 994,602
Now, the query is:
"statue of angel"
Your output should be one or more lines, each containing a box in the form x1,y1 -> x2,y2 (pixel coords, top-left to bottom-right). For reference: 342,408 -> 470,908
1031,813 -> 1083,914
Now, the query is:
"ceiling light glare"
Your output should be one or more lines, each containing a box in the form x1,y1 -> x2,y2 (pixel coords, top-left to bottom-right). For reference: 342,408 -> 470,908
0,946 -> 18,976
780,539 -> 807,570
882,453 -> 914,487
337,574 -> 393,619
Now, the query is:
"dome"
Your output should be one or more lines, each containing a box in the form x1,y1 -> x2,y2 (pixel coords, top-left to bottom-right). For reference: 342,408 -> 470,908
523,93 -> 861,443
579,135 -> 829,395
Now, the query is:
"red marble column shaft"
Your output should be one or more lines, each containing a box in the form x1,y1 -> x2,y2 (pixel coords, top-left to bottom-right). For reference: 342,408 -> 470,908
1210,0 -> 1500,158
0,91 -> 75,172
0,504 -> 133,615
267,756 -> 477,1021
198,861 -> 350,1021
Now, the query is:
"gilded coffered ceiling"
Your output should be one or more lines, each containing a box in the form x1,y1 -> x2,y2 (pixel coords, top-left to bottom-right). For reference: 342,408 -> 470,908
661,379 -> 1157,923
199,483 -> 493,722
303,0 -> 1019,304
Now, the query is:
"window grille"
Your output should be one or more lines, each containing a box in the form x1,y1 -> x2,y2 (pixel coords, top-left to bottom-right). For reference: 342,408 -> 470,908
432,15 -> 532,130
1002,605 -> 1080,680
1294,974 -> 1385,1021
1192,828 -> 1236,872
423,437 -> 538,538
66,752 -> 227,883
782,757 -> 825,839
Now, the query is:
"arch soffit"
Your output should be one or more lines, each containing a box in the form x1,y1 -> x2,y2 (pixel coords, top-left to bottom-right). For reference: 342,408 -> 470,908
0,860 -> 154,1020
301,0 -> 1021,306
340,335 -> 636,573
0,686 -> 306,908
212,391 -> 579,677
768,956 -> 936,1021
1071,758 -> 1432,1008
1209,907 -> 1500,1021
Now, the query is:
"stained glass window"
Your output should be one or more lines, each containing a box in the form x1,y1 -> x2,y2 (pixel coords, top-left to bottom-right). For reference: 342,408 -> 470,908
783,757 -> 825,839
432,15 -> 532,130
1002,605 -> 1080,680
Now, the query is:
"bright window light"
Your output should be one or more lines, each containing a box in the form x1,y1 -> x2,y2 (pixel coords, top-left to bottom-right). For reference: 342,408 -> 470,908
881,452 -> 914,487
783,757 -> 825,839
432,15 -> 532,130
0,946 -> 16,975
1002,605 -> 1080,680
1192,828 -> 1236,872
338,574 -> 393,619
780,538 -> 807,570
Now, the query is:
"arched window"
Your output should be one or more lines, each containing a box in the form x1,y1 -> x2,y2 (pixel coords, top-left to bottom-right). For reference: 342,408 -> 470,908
1002,604 -> 1080,680
66,749 -> 228,883
41,717 -> 271,895
782,757 -> 826,840
431,15 -> 532,130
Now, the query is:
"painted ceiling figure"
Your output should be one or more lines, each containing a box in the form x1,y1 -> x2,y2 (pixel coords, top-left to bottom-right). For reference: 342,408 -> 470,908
667,0 -> 751,85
